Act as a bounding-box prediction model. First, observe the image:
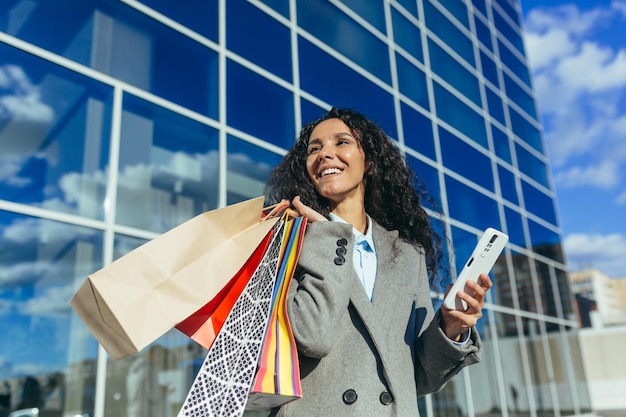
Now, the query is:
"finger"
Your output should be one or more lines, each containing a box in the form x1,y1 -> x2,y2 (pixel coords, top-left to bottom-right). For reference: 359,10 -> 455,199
477,273 -> 493,290
465,280 -> 487,300
456,289 -> 483,314
293,196 -> 327,223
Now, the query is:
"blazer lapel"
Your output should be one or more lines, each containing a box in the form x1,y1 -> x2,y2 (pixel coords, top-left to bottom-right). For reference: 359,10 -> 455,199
347,222 -> 405,392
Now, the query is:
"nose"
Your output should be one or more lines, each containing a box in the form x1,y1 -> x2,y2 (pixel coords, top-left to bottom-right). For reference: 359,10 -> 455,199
317,145 -> 333,160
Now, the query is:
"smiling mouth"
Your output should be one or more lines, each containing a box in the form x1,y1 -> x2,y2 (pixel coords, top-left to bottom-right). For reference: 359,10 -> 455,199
320,168 -> 343,177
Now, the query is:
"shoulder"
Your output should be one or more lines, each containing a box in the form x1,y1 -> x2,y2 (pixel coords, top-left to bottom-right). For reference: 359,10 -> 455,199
371,219 -> 424,255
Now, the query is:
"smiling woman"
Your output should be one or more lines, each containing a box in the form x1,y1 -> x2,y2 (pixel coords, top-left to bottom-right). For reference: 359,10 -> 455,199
263,108 -> 493,417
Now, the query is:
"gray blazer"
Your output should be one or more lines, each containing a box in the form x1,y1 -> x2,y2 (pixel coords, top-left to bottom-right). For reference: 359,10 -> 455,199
273,221 -> 481,417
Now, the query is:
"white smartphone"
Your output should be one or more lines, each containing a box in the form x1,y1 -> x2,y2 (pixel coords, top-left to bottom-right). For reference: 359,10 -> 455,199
443,228 -> 509,311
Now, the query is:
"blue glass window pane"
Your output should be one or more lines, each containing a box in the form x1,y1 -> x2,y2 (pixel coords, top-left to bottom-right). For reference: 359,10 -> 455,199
504,73 -> 537,119
297,0 -> 391,83
494,0 -> 520,26
226,136 -> 283,204
472,0 -> 488,16
528,220 -> 564,262
429,39 -> 481,105
480,50 -> 500,88
302,98 -> 328,127
300,99 -> 328,127
299,37 -> 397,139
340,0 -> 386,33
498,164 -> 518,205
522,181 -> 557,226
497,40 -> 531,86
396,54 -> 430,110
0,211 -> 103,416
258,0 -> 290,17
0,43 -> 112,220
486,87 -> 506,125
474,14 -> 493,51
117,93 -> 220,233
494,11 -> 524,56
439,127 -> 494,191
114,234 -> 148,260
450,226 -> 482,277
509,108 -> 543,153
424,1 -> 475,66
392,8 -> 424,61
227,60 -> 295,149
0,0 -> 95,64
492,125 -> 512,164
227,0 -> 292,82
406,155 -> 441,211
137,0 -> 218,40
395,0 -> 419,18
437,0 -> 469,29
150,30 -> 219,119
434,82 -> 487,147
401,103 -> 436,160
504,206 -> 526,247
516,144 -> 549,188
445,176 -> 501,231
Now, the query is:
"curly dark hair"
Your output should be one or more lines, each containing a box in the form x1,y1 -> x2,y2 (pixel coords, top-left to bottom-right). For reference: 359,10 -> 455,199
264,107 -> 444,286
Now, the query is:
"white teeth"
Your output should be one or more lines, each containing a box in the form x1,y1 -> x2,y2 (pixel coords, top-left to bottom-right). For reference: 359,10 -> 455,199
321,168 -> 342,177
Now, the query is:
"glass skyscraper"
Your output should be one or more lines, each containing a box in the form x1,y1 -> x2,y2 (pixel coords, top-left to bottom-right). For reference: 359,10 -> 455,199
0,1 -> 591,416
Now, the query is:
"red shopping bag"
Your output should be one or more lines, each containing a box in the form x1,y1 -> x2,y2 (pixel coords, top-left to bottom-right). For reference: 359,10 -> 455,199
175,230 -> 274,349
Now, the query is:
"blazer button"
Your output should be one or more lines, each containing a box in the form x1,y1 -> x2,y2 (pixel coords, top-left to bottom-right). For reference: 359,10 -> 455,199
379,390 -> 393,405
334,256 -> 345,265
335,246 -> 347,256
342,389 -> 358,405
336,238 -> 348,246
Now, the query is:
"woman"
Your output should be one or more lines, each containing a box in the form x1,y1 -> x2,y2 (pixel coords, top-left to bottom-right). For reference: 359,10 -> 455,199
264,108 -> 491,417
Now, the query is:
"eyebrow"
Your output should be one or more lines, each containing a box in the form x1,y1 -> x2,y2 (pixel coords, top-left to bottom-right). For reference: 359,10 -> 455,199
308,132 -> 355,144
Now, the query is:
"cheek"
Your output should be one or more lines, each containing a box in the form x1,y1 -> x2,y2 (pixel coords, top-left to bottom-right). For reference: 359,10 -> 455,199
305,157 -> 317,178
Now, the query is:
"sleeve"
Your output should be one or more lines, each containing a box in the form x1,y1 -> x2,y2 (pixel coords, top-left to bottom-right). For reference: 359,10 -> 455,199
412,255 -> 483,395
286,221 -> 356,359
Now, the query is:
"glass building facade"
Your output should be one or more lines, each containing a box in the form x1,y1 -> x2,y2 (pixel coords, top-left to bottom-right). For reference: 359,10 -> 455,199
0,1 -> 591,416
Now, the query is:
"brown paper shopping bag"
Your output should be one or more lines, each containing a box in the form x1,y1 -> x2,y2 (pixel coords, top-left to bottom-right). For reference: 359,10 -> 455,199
70,196 -> 278,360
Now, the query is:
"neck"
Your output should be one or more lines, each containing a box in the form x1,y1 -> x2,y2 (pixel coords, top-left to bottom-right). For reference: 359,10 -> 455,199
330,198 -> 367,234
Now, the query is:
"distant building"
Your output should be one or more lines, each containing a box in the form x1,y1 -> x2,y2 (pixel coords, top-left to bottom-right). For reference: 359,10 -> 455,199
570,269 -> 626,327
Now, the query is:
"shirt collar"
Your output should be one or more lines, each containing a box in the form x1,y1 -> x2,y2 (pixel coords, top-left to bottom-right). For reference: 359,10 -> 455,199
329,212 -> 375,251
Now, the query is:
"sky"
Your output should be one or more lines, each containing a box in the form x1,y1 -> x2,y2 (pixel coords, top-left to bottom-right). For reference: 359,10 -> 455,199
518,0 -> 626,278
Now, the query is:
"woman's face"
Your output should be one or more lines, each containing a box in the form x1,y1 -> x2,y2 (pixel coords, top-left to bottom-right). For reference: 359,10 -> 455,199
305,118 -> 367,207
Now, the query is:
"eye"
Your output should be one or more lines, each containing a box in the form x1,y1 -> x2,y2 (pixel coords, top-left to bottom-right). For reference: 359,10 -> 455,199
307,145 -> 321,155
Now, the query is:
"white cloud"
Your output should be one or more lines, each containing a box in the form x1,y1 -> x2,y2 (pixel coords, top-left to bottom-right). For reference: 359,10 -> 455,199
525,29 -> 576,70
555,42 -> 626,92
524,2 -> 626,178
616,191 -> 626,206
564,232 -> 626,278
0,65 -> 54,123
18,284 -> 75,317
613,1 -> 626,16
554,161 -> 620,189
524,4 -> 607,35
